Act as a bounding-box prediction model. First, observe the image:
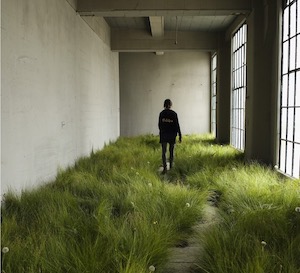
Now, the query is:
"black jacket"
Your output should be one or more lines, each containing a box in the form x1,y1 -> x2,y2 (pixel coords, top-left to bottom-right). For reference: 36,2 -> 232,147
158,109 -> 182,143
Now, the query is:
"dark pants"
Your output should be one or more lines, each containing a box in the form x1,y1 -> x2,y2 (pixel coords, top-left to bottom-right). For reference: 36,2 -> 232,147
161,142 -> 175,170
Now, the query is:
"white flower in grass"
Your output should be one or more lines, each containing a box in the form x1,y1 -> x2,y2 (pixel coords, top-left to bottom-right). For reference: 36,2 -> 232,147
295,207 -> 300,213
136,172 -> 139,175
228,208 -> 235,214
149,265 -> 156,272
186,202 -> 191,208
232,167 -> 237,171
261,241 -> 267,247
148,183 -> 152,187
153,221 -> 158,225
147,161 -> 150,164
2,247 -> 9,253
261,240 -> 267,252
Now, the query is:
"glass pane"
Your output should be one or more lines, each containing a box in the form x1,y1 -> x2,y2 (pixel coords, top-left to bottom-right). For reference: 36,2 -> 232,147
296,71 -> 300,106
286,141 -> 293,176
290,2 -> 297,37
283,41 -> 289,74
212,96 -> 216,108
241,109 -> 245,130
287,107 -> 295,141
283,8 -> 289,42
212,84 -> 216,96
281,107 -> 287,139
212,111 -> 216,122
241,47 -> 245,65
298,1 -> 300,35
295,107 -> 300,142
290,37 -> 296,71
293,144 -> 300,178
297,35 -> 300,69
232,91 -> 236,110
212,55 -> 217,68
288,72 -> 295,106
241,133 -> 245,150
282,74 -> 288,107
280,140 -> 287,172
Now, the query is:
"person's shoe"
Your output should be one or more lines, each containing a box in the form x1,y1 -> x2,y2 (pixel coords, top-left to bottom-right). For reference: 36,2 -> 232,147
169,162 -> 173,169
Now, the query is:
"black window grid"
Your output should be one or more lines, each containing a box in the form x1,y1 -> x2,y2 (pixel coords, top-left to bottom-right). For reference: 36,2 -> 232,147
211,53 -> 217,136
279,0 -> 300,178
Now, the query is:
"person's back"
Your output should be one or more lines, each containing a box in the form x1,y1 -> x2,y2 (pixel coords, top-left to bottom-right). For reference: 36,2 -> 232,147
158,99 -> 182,174
159,108 -> 180,143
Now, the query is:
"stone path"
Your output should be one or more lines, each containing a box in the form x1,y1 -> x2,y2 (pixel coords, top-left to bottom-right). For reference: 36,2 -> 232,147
162,204 -> 218,273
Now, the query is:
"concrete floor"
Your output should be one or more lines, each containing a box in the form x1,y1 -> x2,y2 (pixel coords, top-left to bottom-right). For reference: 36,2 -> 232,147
162,205 -> 218,273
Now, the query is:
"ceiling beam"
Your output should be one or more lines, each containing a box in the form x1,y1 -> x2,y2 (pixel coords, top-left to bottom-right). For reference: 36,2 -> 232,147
110,29 -> 219,52
77,0 -> 252,16
149,16 -> 164,38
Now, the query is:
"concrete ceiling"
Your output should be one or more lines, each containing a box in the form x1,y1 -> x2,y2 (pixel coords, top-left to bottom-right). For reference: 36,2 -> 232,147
105,15 -> 237,32
77,0 -> 252,51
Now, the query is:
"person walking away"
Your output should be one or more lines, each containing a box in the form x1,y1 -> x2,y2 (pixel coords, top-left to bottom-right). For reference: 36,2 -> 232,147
158,99 -> 182,174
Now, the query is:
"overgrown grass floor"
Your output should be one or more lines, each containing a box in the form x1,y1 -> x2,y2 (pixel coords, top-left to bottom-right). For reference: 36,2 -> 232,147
1,134 -> 300,273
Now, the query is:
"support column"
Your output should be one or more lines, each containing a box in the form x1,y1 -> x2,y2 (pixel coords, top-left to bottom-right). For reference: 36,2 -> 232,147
216,32 -> 231,144
245,0 -> 281,165
0,0 -> 2,197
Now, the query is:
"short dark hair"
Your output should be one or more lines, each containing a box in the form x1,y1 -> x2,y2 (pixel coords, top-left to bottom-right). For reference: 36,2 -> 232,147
164,99 -> 172,108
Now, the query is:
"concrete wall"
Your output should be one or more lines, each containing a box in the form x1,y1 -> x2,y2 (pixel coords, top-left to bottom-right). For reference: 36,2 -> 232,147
1,0 -> 120,194
120,51 -> 210,137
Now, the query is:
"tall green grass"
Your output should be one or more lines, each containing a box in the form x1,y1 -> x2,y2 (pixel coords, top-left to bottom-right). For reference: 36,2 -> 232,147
1,135 -> 206,273
1,134 -> 299,273
194,164 -> 300,273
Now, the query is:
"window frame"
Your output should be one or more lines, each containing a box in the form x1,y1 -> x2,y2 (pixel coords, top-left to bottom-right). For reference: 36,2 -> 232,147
231,23 -> 248,151
279,0 -> 300,179
211,53 -> 217,136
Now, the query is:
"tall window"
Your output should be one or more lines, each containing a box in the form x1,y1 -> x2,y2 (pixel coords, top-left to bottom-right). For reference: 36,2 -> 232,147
279,0 -> 300,179
231,24 -> 247,150
211,53 -> 217,136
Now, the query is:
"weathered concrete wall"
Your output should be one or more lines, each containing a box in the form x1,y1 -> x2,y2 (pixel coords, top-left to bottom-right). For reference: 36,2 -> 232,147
1,0 -> 120,194
120,51 -> 210,137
